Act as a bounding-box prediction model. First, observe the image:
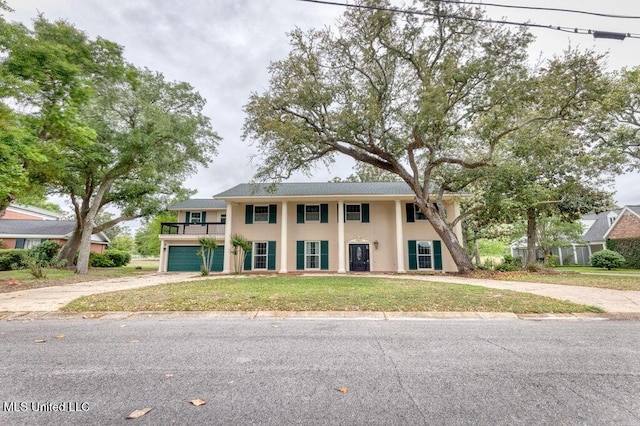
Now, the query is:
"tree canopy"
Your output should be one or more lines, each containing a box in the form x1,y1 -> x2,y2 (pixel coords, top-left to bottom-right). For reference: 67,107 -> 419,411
243,0 -> 613,273
0,13 -> 219,273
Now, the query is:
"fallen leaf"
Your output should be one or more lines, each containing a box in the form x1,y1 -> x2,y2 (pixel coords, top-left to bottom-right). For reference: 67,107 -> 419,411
165,373 -> 174,378
189,399 -> 206,406
34,339 -> 46,343
272,325 -> 279,328
126,407 -> 152,419
339,387 -> 348,394
126,339 -> 139,344
53,334 -> 65,339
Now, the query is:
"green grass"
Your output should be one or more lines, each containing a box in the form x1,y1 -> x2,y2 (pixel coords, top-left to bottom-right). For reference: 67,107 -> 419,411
62,276 -> 602,314
554,266 -> 640,275
497,272 -> 640,291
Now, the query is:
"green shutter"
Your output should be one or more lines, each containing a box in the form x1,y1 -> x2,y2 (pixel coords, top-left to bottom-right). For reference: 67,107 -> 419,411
320,240 -> 329,270
267,241 -> 276,270
405,203 -> 415,223
245,205 -> 253,224
362,203 -> 370,223
407,240 -> 417,270
320,204 -> 328,223
244,242 -> 252,271
15,238 -> 25,249
269,204 -> 277,224
296,241 -> 305,270
433,240 -> 443,271
297,204 -> 305,223
185,211 -> 191,223
201,212 -> 207,223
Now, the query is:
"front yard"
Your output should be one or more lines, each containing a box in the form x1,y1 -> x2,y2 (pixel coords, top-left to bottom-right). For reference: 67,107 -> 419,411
62,275 -> 602,314
495,271 -> 640,291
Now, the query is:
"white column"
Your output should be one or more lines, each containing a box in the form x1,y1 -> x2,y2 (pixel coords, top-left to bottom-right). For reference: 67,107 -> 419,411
395,200 -> 406,273
158,240 -> 165,272
338,200 -> 346,273
279,201 -> 288,273
223,202 -> 233,273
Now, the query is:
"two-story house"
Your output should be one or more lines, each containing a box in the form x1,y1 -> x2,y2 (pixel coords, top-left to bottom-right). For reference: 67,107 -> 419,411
158,182 -> 464,273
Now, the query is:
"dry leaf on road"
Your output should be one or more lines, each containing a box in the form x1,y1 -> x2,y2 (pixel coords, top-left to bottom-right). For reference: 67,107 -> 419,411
53,334 -> 65,339
189,399 -> 206,406
34,339 -> 46,343
126,407 -> 152,419
339,387 -> 348,394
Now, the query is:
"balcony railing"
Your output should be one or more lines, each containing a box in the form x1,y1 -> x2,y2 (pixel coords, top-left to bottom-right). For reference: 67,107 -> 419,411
160,222 -> 225,236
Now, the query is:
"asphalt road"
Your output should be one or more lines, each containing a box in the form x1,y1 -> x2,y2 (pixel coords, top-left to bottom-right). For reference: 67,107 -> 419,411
1,318 -> 639,425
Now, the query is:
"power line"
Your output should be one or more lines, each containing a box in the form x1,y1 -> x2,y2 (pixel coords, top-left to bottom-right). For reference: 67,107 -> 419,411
296,0 -> 640,40
432,0 -> 640,20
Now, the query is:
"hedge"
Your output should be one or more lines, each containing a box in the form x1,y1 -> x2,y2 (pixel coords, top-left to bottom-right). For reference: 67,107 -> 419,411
606,238 -> 640,269
89,250 -> 131,268
0,249 -> 29,271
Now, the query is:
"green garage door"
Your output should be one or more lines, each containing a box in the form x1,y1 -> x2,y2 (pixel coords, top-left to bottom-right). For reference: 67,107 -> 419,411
167,245 -> 224,272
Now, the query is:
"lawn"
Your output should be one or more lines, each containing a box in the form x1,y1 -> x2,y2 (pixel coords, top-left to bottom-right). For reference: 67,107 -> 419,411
554,266 -> 640,275
496,272 -> 640,291
0,266 -> 158,293
62,275 -> 602,314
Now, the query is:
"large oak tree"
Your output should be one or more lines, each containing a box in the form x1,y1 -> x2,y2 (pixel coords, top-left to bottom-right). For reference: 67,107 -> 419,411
243,0 -> 609,273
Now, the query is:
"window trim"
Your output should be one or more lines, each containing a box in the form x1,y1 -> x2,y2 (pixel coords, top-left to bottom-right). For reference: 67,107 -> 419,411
305,241 -> 321,270
305,204 -> 321,222
416,241 -> 433,270
414,205 -> 427,221
253,241 -> 268,270
190,212 -> 202,224
253,205 -> 270,223
345,204 -> 362,222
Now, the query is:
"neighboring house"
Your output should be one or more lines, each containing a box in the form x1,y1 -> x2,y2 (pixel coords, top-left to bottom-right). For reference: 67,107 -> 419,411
158,182 -> 465,273
510,206 -> 640,265
3,203 -> 63,220
0,204 -> 109,252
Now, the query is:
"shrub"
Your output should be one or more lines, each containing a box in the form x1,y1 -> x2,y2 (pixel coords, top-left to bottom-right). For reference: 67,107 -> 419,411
104,250 -> 131,267
89,252 -> 115,268
590,249 -> 626,270
607,238 -> 640,269
0,249 -> 29,271
495,255 -> 523,272
29,240 -> 62,264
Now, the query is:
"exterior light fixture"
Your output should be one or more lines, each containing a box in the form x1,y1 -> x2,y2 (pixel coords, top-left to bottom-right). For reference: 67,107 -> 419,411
373,240 -> 379,249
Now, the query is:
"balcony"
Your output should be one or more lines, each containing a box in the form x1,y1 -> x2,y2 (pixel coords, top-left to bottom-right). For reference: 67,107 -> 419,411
160,222 -> 225,236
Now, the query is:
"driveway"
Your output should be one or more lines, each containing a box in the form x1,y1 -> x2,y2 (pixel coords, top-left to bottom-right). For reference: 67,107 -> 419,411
0,272 -> 639,314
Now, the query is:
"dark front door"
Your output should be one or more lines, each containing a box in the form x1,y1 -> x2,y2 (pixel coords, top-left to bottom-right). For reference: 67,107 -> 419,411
349,244 -> 370,272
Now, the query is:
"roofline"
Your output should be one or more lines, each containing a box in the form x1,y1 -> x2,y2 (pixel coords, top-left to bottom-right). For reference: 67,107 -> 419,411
602,207 -> 640,239
7,203 -> 64,219
215,193 -> 466,202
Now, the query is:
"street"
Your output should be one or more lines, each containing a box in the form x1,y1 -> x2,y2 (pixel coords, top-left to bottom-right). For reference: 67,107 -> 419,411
1,318 -> 639,425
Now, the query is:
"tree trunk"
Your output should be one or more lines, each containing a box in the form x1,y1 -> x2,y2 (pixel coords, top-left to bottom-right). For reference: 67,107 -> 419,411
422,204 -> 474,274
526,208 -> 537,268
474,238 -> 481,267
0,194 -> 15,219
57,227 -> 82,268
76,218 -> 95,274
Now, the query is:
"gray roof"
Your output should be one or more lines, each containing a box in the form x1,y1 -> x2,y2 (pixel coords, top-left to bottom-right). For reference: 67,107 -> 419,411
214,182 -> 437,198
0,220 -> 76,236
168,199 -> 227,210
0,219 -> 110,243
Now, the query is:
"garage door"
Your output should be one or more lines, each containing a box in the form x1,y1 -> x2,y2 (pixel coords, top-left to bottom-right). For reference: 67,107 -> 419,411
167,245 -> 224,272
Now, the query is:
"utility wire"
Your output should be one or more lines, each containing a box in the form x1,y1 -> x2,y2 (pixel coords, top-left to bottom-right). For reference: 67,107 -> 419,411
297,0 -> 640,40
433,0 -> 640,20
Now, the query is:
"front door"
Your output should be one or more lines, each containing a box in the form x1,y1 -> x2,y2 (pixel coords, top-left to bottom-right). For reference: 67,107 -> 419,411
349,244 -> 370,272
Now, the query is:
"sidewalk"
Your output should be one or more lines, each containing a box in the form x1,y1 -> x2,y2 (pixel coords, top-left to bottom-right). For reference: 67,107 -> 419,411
0,272 -> 639,315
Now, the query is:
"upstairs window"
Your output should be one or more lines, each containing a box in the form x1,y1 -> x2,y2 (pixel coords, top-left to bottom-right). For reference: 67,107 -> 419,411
345,204 -> 361,222
305,205 -> 320,222
254,206 -> 269,223
190,212 -> 202,224
414,205 -> 427,221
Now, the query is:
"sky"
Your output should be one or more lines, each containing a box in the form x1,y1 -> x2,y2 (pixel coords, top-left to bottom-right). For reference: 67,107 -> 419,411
6,0 -> 640,212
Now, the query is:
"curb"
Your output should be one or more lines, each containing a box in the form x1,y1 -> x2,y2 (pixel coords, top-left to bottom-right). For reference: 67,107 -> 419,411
2,310 -> 639,321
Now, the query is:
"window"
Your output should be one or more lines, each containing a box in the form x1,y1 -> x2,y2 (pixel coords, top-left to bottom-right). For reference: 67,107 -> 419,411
253,242 -> 268,269
345,204 -> 361,222
305,205 -> 320,222
254,206 -> 269,223
305,241 -> 320,269
417,241 -> 432,269
414,205 -> 427,221
221,214 -> 226,224
24,239 -> 42,249
190,212 -> 202,224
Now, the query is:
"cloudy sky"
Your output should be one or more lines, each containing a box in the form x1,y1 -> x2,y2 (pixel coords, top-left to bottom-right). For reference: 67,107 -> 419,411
7,0 -> 640,208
